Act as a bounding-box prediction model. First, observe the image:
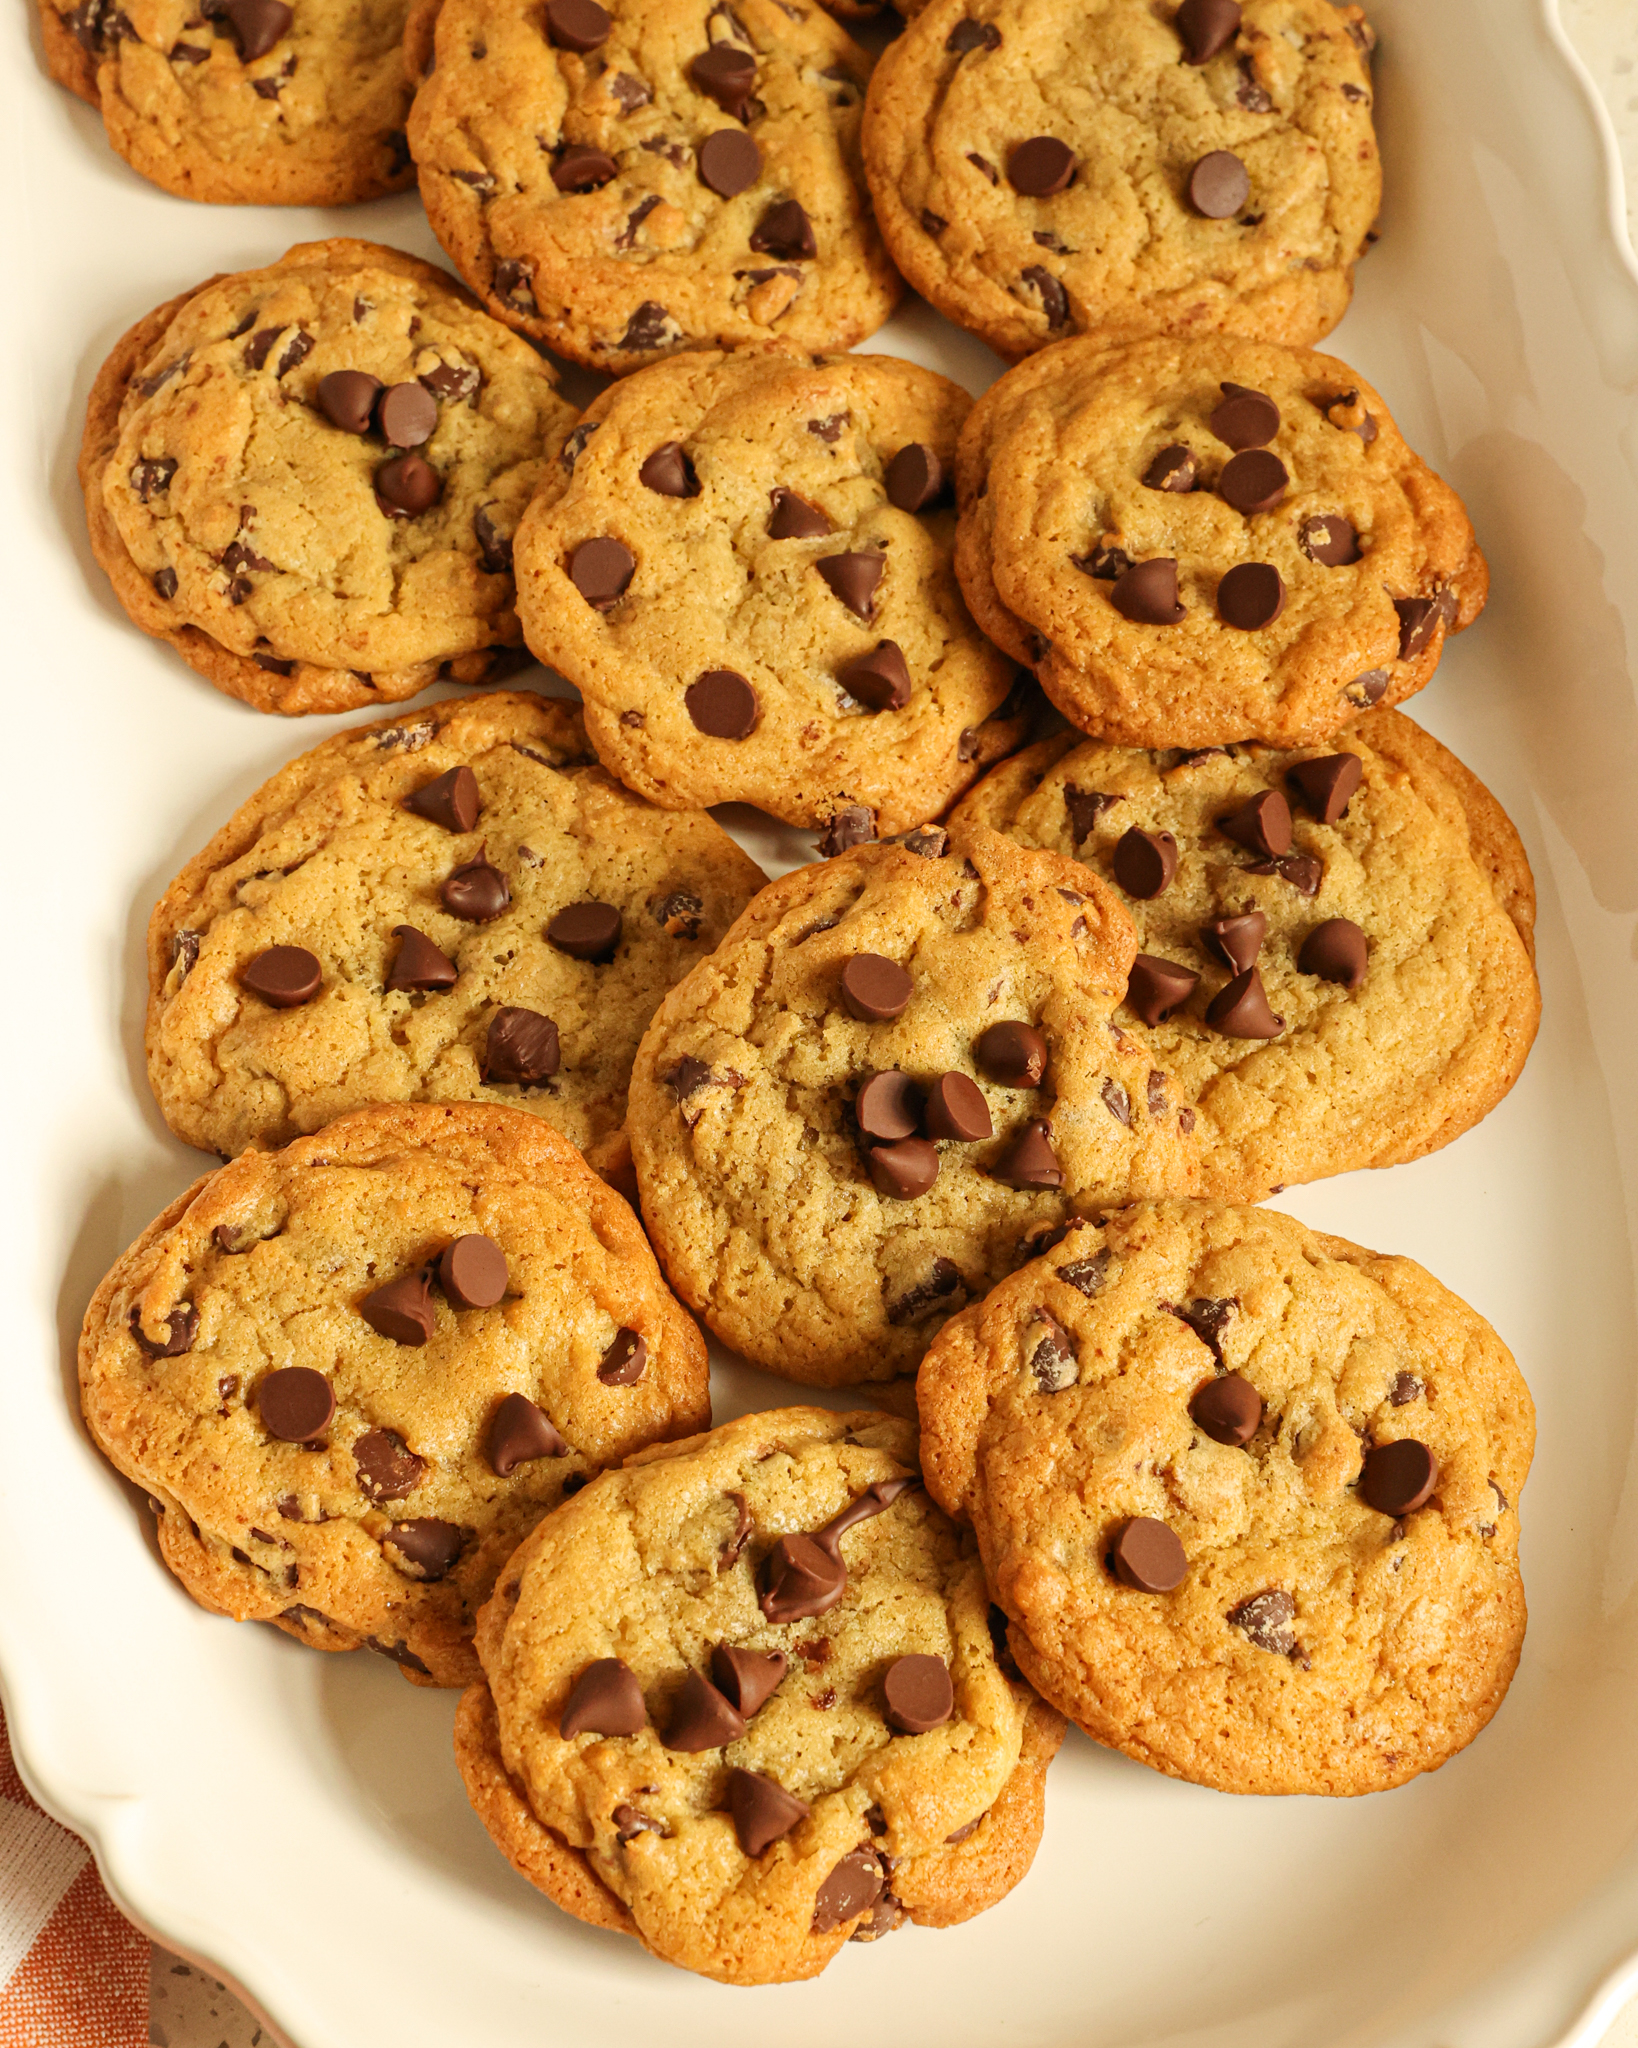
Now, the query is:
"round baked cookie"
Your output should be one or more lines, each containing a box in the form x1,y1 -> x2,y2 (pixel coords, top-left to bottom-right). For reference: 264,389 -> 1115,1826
38,0 -> 416,204
79,240 -> 574,716
146,691 -> 766,1177
455,1405 -> 1065,1983
406,0 -> 900,373
626,821 -> 1211,1388
954,335 -> 1488,748
864,0 -> 1379,364
514,347 -> 1027,835
950,710 -> 1539,1197
78,1103 -> 711,1688
917,1202 -> 1533,1795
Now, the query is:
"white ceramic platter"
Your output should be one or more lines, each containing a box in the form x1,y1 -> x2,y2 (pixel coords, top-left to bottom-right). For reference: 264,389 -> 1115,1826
5,0 -> 1638,2041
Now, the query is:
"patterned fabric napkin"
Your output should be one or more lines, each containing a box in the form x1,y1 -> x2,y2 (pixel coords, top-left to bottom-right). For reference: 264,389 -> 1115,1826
0,1705 -> 146,2047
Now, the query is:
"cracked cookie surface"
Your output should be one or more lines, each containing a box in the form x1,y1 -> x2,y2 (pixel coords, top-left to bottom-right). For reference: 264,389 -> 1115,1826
951,710 -> 1539,1197
864,0 -> 1379,364
514,346 -> 1026,834
39,0 -> 416,203
146,691 -> 766,1173
81,240 -> 574,716
407,0 -> 899,371
917,1201 -> 1533,1795
955,334 -> 1487,747
457,1405 -> 1064,1983
78,1103 -> 710,1688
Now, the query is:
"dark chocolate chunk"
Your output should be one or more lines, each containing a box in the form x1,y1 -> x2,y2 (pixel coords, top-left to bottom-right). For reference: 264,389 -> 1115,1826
812,1850 -> 884,1933
553,142 -> 617,191
545,0 -> 610,48
1019,266 -> 1068,328
946,17 -> 1000,50
886,1258 -> 963,1325
130,456 -> 177,501
1228,1588 -> 1298,1655
1065,788 -> 1123,844
816,805 -> 875,856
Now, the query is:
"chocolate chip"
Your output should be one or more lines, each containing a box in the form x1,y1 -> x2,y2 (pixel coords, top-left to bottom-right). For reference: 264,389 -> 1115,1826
421,358 -> 480,402
129,1302 -> 197,1358
925,1072 -> 992,1141
486,1392 -> 565,1474
1064,789 -> 1123,846
666,1055 -> 714,1102
547,901 -> 622,962
354,1427 -> 426,1501
768,488 -> 831,538
868,1136 -> 939,1199
493,259 -> 536,314
1191,1372 -> 1262,1446
560,1658 -> 648,1737
257,1366 -> 335,1442
153,567 -> 178,599
221,0 -> 290,58
1169,1296 -> 1235,1360
1218,789 -> 1291,858
882,1653 -> 954,1733
991,1118 -> 1062,1189
387,925 -> 457,992
404,765 -> 480,838
690,42 -> 757,117
1245,851 -> 1323,894
403,765 -> 479,835
816,805 -> 875,856
369,382 -> 436,452
1073,541 -> 1131,582
599,1328 -> 647,1385
808,413 -> 847,442
1112,826 -> 1178,898
886,1258 -> 962,1325
360,1270 -> 436,1345
1299,917 -> 1367,988
1205,965 -> 1283,1037
1189,149 -> 1249,217
1058,1248 -> 1110,1296
472,506 -> 512,574
1361,1439 -> 1438,1516
748,197 -> 815,258
375,452 -> 441,517
1218,449 -> 1287,514
1343,668 -> 1390,709
366,1636 -> 430,1674
1228,1588 -> 1297,1655
946,17 -> 1000,50
856,1070 -> 922,1142
1323,388 -> 1378,443
1111,559 -> 1185,625
613,1802 -> 667,1842
975,1021 -> 1047,1087
686,669 -> 758,738
841,953 -> 913,1021
631,445 -> 697,508
712,1642 -> 786,1714
610,71 -> 650,108
241,946 -> 321,1008
1299,514 -> 1359,566
885,443 -> 945,512
483,1006 -> 559,1084
1176,0 -> 1240,61
1236,57 -> 1274,109
1217,562 -> 1285,630
725,1768 -> 808,1855
1389,1370 -> 1422,1407
252,651 -> 294,676
921,208 -> 948,235
441,858 -> 509,922
1029,1310 -> 1077,1390
760,1532 -> 845,1623
1019,265 -> 1069,328
1192,916 -> 1262,983
130,457 -> 177,501
553,142 -> 618,192
1125,955 -> 1199,1025
1111,1516 -> 1187,1592
1395,595 -> 1447,660
1009,136 -> 1074,196
545,0 -> 610,47
171,39 -> 208,59
1286,752 -> 1361,823
1210,384 -> 1280,449
812,1851 -> 884,1933
664,1671 -> 746,1751
451,168 -> 497,195
437,1234 -> 508,1309
698,127 -> 760,195
817,551 -> 883,619
1143,445 -> 1197,492
839,640 -> 911,711
967,151 -> 998,183
567,536 -> 635,610
383,1518 -> 465,1580
620,301 -> 676,351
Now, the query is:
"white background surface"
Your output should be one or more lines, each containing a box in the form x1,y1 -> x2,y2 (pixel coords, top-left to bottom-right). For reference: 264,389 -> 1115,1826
9,0 -> 1637,2039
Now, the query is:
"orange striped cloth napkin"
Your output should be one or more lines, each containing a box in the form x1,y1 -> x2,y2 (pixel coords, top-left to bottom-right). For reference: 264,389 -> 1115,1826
0,1704 -> 146,2046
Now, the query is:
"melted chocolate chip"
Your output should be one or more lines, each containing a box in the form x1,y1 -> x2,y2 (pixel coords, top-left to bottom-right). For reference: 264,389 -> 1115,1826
1300,514 -> 1359,566
1143,445 -> 1197,492
354,1427 -> 426,1501
1019,265 -> 1069,327
483,1006 -> 559,1084
946,17 -> 1000,50
1227,1587 -> 1297,1655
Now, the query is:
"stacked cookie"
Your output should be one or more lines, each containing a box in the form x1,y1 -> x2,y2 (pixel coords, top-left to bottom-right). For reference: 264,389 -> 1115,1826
55,0 -> 1549,1999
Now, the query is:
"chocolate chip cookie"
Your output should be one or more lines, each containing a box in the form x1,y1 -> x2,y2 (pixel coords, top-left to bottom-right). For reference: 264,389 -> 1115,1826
950,710 -> 1539,1196
406,0 -> 900,372
626,821 -> 1208,1388
864,0 -> 1380,363
455,1405 -> 1065,1982
513,347 -> 1027,836
38,0 -> 416,203
146,691 -> 766,1178
78,1103 -> 711,1688
80,240 -> 574,716
917,1201 -> 1533,1795
954,334 -> 1488,747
